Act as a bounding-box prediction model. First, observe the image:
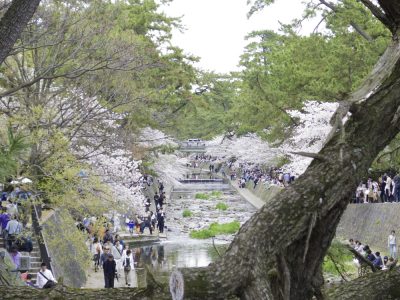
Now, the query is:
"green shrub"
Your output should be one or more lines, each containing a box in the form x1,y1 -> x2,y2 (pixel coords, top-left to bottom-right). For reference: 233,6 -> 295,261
190,221 -> 240,239
195,193 -> 210,200
275,155 -> 291,168
210,191 -> 223,198
189,229 -> 214,239
182,209 -> 193,217
216,202 -> 228,211
323,241 -> 356,279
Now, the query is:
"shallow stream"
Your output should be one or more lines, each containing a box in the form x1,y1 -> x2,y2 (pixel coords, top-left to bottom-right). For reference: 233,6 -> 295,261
129,239 -> 228,285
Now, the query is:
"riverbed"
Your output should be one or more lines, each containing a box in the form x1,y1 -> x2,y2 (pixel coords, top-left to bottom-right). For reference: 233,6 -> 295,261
86,157 -> 257,289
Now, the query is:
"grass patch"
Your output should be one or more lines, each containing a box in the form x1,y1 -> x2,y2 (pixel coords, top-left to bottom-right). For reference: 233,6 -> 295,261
182,209 -> 193,217
195,191 -> 223,200
216,202 -> 228,211
210,191 -> 223,198
190,221 -> 240,239
195,193 -> 210,200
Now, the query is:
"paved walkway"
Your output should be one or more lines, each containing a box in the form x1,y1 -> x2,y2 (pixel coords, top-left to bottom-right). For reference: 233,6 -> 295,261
85,266 -> 139,288
230,180 -> 265,209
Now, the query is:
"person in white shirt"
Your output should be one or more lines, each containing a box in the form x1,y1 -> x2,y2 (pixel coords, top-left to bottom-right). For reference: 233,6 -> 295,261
115,240 -> 123,254
122,244 -> 129,257
388,230 -> 397,259
385,176 -> 393,199
36,263 -> 57,288
355,241 -> 364,253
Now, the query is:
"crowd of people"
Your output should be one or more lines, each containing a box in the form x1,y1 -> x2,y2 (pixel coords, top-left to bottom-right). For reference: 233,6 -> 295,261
189,154 -> 296,189
354,173 -> 400,203
84,218 -> 168,288
88,232 -> 136,288
234,163 -> 295,189
0,172 -> 169,290
78,178 -> 168,288
349,230 -> 398,271
0,186 -> 57,289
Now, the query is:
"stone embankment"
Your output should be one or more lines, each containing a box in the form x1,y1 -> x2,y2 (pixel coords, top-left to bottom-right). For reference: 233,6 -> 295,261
336,203 -> 400,251
232,181 -> 398,253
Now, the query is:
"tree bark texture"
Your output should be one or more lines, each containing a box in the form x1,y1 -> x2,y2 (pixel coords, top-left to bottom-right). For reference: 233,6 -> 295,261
0,0 -> 41,65
0,285 -> 169,300
324,266 -> 400,299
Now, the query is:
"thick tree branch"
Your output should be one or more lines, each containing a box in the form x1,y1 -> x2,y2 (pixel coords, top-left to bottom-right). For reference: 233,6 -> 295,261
377,0 -> 400,32
319,0 -> 373,41
359,0 -> 395,32
0,0 -> 41,65
324,267 -> 400,299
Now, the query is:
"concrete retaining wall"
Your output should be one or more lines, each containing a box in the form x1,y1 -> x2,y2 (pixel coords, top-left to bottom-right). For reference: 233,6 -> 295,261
42,210 -> 90,287
244,181 -> 282,204
336,204 -> 400,251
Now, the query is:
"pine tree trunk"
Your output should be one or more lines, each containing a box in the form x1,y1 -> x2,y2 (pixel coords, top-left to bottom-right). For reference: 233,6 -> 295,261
0,0 -> 41,65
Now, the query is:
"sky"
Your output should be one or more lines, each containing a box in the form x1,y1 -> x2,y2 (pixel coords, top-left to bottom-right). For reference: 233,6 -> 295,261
162,0 -> 316,73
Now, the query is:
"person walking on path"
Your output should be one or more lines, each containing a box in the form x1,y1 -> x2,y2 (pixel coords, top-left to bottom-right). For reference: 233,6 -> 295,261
10,246 -> 21,270
0,207 -> 10,235
91,238 -> 102,272
5,215 -> 22,250
388,230 -> 397,259
100,246 -> 111,269
154,193 -> 159,208
157,208 -> 165,234
103,254 -> 116,288
122,249 -> 134,286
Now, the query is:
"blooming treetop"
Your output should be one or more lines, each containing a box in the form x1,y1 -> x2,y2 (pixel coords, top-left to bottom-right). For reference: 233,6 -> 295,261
206,101 -> 338,176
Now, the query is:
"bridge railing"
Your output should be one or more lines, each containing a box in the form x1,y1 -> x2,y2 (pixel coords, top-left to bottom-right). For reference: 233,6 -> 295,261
31,204 -> 54,272
178,178 -> 227,184
179,142 -> 206,150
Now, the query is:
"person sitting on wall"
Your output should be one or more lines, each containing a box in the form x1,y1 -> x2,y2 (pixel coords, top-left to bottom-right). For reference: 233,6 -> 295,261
382,256 -> 389,269
366,249 -> 375,262
373,252 -> 383,269
385,257 -> 398,270
36,263 -> 57,289
25,273 -> 36,288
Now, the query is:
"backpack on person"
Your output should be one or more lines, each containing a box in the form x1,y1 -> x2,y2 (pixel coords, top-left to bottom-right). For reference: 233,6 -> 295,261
124,257 -> 131,272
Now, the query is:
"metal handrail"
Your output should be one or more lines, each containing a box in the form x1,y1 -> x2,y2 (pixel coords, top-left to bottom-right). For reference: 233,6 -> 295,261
178,179 -> 226,184
31,204 -> 54,273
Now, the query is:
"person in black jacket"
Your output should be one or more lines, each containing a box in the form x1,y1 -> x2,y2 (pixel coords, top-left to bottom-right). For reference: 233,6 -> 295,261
154,193 -> 159,207
157,209 -> 165,233
103,254 -> 116,288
